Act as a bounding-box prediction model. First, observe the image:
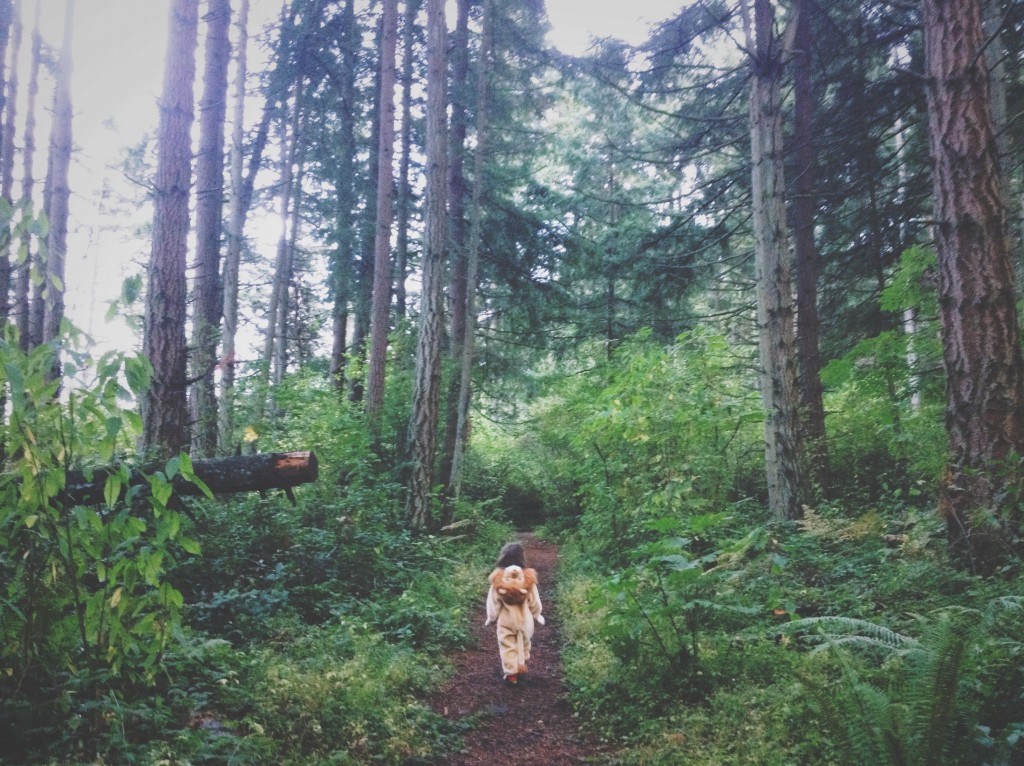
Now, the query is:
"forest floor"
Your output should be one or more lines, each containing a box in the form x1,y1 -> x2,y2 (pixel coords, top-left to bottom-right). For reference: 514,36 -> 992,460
431,533 -> 614,765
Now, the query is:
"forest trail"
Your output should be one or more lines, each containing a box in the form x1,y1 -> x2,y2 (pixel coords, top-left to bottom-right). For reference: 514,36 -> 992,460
431,534 -> 611,765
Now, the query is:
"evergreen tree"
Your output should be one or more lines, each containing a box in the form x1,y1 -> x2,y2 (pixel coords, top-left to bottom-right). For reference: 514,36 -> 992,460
923,0 -> 1024,572
142,0 -> 199,456
408,0 -> 447,530
365,0 -> 399,420
190,0 -> 231,457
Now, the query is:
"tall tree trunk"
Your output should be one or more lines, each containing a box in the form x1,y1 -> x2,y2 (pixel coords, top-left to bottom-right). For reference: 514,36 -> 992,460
329,0 -> 358,390
15,0 -> 38,350
790,0 -> 827,495
219,0 -> 299,444
365,0 -> 399,419
260,88 -> 299,418
348,15 -> 384,403
744,0 -> 804,521
0,0 -> 11,171
219,0 -> 250,451
893,88 -> 922,412
922,0 -> 1024,573
408,0 -> 447,531
42,0 -> 74,359
142,0 -> 199,457
189,0 -> 231,458
449,0 -> 494,501
393,0 -> 418,321
439,0 -> 471,498
0,0 -> 18,324
272,100 -> 305,392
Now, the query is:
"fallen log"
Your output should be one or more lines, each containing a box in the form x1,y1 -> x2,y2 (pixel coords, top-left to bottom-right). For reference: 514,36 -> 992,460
62,451 -> 319,507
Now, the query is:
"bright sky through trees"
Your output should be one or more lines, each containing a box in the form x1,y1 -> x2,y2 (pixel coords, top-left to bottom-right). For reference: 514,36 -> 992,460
28,0 -> 683,356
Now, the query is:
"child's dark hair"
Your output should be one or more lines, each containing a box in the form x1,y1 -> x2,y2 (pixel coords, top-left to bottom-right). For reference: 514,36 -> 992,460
496,542 -> 526,568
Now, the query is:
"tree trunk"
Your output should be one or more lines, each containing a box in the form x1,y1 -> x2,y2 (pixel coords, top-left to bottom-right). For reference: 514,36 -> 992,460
15,0 -> 39,350
790,0 -> 827,495
329,0 -> 359,391
408,0 -> 448,531
142,0 -> 199,457
745,0 -> 804,521
448,0 -> 494,501
348,15 -> 384,403
393,0 -> 418,321
0,0 -> 11,180
922,0 -> 1024,573
42,0 -> 74,356
190,0 -> 231,458
260,87 -> 300,417
219,0 -> 299,445
219,0 -> 250,451
439,0 -> 471,498
272,98 -> 305,392
365,0 -> 399,419
0,0 -> 18,323
64,451 -> 319,506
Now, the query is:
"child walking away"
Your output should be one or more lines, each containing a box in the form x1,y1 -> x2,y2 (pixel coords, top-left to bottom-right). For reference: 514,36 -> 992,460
484,542 -> 545,685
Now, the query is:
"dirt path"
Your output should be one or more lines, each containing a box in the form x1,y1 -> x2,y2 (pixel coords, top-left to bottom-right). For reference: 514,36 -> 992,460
431,534 -> 610,765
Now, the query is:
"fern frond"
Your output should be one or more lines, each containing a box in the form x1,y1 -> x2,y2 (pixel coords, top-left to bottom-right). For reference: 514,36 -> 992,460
799,668 -> 893,766
785,616 -> 919,653
808,635 -> 916,655
905,611 -> 974,766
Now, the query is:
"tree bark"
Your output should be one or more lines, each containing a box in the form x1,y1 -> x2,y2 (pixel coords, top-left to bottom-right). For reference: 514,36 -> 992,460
42,0 -> 74,356
393,0 -> 418,321
923,0 -> 1024,573
448,0 -> 494,501
190,0 -> 231,458
272,95 -> 305,392
790,0 -> 827,495
439,0 -> 472,498
329,0 -> 359,391
260,86 -> 300,418
0,0 -> 19,324
744,0 -> 804,521
408,0 -> 448,531
219,0 -> 250,451
365,0 -> 400,419
142,0 -> 199,457
348,14 -> 385,403
64,451 -> 319,506
15,0 -> 39,350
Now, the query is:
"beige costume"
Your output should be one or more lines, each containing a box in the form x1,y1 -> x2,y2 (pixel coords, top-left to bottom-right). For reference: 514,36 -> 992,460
485,565 -> 545,678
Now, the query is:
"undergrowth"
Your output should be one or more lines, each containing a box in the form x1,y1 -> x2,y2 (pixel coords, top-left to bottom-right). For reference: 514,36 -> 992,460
0,357 -> 514,765
507,327 -> 1024,766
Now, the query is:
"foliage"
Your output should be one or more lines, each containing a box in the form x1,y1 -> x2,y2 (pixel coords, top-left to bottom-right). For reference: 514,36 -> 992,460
245,620 -> 458,765
0,342 -> 509,763
821,246 -> 945,501
0,333 -> 207,755
785,603 -> 1024,766
526,329 -> 763,561
555,503 -> 1024,764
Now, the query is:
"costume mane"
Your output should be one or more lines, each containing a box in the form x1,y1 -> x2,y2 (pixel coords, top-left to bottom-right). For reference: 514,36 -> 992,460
489,565 -> 537,606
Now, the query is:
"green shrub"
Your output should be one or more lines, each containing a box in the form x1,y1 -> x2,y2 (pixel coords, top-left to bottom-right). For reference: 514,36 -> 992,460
247,620 -> 457,765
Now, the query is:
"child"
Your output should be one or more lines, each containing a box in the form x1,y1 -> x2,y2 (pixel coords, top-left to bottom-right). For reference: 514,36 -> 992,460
484,542 -> 545,685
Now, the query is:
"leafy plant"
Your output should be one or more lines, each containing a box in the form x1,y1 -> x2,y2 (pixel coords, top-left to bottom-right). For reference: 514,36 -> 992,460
787,609 -> 981,766
0,333 -> 206,759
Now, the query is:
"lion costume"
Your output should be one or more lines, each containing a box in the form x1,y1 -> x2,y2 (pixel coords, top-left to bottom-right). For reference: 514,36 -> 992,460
485,564 -> 544,683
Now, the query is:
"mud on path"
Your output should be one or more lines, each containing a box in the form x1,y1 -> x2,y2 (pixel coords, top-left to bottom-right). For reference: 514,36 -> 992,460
431,534 -> 611,765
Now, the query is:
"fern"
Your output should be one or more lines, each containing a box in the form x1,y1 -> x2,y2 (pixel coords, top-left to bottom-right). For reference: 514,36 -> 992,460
904,610 -> 974,766
793,610 -> 977,766
784,616 -> 920,654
